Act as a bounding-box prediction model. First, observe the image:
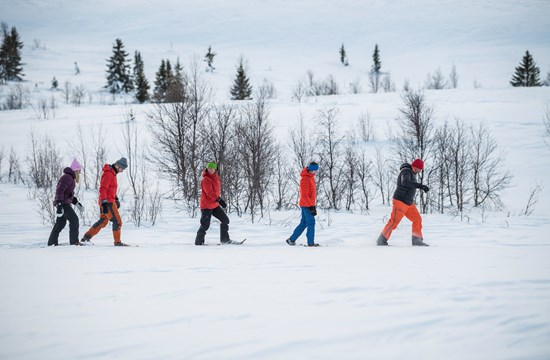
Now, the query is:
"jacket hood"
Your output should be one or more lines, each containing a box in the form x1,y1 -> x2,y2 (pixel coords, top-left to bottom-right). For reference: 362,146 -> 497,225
103,163 -> 116,174
400,163 -> 412,171
63,167 -> 76,179
301,167 -> 314,177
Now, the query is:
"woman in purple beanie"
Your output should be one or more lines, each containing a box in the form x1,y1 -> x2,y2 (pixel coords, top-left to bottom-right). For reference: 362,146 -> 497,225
47,159 -> 84,246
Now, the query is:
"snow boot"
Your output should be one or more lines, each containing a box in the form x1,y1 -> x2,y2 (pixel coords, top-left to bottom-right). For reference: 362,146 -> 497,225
286,238 -> 296,246
377,234 -> 389,246
114,241 -> 130,246
412,236 -> 429,246
307,243 -> 320,247
195,233 -> 205,246
80,234 -> 93,246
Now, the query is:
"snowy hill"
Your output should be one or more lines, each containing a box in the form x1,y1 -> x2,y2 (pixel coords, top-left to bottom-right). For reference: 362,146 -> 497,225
1,1 -> 550,359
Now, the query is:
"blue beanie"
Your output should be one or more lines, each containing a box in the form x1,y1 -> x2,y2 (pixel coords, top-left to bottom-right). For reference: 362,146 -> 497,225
307,162 -> 319,171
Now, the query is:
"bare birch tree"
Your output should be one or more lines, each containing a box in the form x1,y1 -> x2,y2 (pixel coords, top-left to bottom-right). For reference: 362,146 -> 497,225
236,94 -> 276,221
316,106 -> 344,210
393,90 -> 435,213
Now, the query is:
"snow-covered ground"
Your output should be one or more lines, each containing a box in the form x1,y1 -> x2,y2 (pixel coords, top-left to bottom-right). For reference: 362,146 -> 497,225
1,1 -> 550,359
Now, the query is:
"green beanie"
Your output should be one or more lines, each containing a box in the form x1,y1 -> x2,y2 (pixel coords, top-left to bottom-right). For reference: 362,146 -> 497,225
206,162 -> 218,170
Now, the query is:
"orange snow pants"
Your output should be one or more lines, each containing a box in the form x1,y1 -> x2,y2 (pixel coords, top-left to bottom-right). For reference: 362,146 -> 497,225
84,203 -> 123,243
381,199 -> 423,240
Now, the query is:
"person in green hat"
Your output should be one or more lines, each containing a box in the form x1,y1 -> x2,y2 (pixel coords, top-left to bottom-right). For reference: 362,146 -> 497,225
195,162 -> 232,245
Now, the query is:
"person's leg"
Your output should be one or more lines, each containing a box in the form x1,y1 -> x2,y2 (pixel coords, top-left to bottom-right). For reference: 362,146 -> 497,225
289,207 -> 307,241
404,204 -> 428,246
48,215 -> 67,246
195,209 -> 213,245
109,204 -> 123,244
63,205 -> 80,245
304,207 -> 316,246
379,199 -> 409,242
404,204 -> 423,238
212,206 -> 230,243
82,205 -> 112,241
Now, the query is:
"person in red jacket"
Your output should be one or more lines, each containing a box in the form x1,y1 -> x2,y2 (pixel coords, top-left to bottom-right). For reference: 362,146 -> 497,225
81,157 -> 129,246
286,162 -> 320,247
195,162 -> 232,245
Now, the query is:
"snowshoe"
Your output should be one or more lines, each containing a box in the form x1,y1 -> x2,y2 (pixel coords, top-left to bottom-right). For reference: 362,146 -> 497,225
221,239 -> 246,245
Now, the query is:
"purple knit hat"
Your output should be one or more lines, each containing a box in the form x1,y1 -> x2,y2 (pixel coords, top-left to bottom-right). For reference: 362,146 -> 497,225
70,158 -> 82,171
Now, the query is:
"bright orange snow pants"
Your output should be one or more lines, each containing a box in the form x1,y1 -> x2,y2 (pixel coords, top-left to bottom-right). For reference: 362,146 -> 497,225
381,199 -> 423,240
84,203 -> 123,243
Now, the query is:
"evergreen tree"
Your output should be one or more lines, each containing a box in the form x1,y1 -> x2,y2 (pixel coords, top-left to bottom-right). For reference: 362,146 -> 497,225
105,38 -> 133,94
153,59 -> 175,102
369,44 -> 382,93
205,46 -> 216,72
339,44 -> 349,66
153,59 -> 167,102
230,59 -> 252,100
0,26 -> 25,83
51,76 -> 58,90
163,58 -> 186,102
133,51 -> 149,103
510,50 -> 542,87
372,44 -> 381,73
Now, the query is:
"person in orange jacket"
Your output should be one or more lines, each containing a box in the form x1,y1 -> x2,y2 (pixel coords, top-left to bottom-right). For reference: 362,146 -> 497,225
81,157 -> 129,246
286,162 -> 320,247
195,162 -> 232,245
377,158 -> 429,246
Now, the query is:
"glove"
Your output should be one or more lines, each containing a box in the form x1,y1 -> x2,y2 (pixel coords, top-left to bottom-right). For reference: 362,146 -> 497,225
421,184 -> 430,192
56,203 -> 64,218
115,197 -> 121,208
309,206 -> 317,216
101,201 -> 109,214
75,202 -> 84,214
72,196 -> 78,205
216,197 -> 227,209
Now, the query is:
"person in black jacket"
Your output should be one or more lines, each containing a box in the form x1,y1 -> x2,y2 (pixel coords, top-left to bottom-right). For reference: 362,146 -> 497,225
377,159 -> 430,246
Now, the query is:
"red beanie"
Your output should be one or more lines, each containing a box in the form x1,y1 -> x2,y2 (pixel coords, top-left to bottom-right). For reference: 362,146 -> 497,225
411,159 -> 424,170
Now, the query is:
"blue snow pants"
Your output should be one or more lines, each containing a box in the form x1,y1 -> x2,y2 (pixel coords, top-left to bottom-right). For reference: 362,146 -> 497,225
290,206 -> 315,245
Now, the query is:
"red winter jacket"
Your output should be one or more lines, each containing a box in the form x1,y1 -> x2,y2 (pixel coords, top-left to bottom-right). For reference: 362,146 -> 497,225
98,164 -> 118,205
200,170 -> 221,209
298,167 -> 316,207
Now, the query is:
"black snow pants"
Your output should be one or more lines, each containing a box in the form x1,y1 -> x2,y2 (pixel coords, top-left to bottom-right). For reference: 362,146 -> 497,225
195,206 -> 229,245
48,204 -> 80,246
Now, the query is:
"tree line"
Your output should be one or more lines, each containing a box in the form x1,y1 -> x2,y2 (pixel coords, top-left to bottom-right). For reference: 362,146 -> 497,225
1,27 -> 549,111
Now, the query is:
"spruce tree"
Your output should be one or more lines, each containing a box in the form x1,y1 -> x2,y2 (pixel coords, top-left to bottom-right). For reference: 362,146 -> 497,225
133,51 -> 149,103
339,44 -> 349,66
369,44 -> 382,93
372,44 -> 381,73
205,46 -> 216,72
510,50 -> 542,87
51,76 -> 58,90
105,38 -> 133,94
230,60 -> 252,100
167,58 -> 185,102
0,26 -> 24,83
153,59 -> 167,102
153,59 -> 175,102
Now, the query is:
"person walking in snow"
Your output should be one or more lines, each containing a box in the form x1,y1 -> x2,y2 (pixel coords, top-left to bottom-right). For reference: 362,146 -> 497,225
377,158 -> 430,246
81,157 -> 129,246
286,162 -> 320,247
48,159 -> 84,246
195,162 -> 233,245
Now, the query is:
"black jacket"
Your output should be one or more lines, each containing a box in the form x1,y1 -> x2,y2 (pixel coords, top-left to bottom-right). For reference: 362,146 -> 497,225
393,163 -> 422,205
